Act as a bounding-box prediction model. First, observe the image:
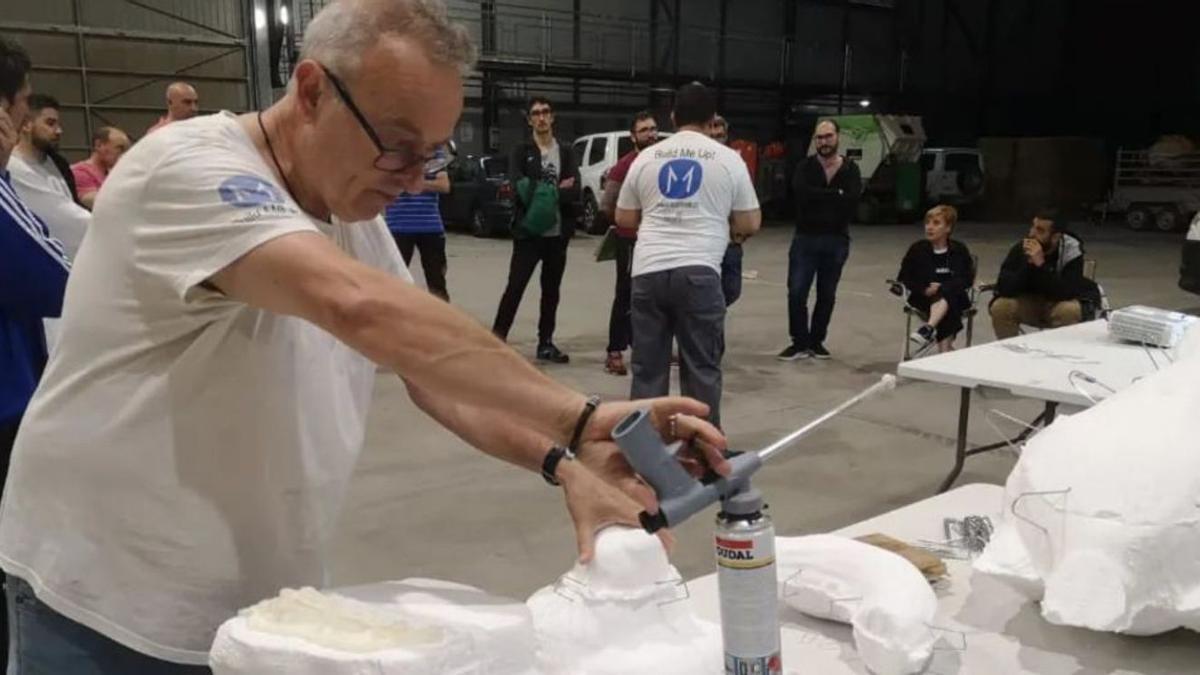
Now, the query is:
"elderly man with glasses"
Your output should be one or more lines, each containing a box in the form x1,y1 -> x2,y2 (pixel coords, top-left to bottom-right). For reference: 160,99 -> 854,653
0,1 -> 727,671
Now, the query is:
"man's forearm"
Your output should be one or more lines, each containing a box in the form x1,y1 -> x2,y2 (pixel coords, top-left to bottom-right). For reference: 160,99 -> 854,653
406,381 -> 557,474
332,266 -> 586,444
600,181 -> 621,218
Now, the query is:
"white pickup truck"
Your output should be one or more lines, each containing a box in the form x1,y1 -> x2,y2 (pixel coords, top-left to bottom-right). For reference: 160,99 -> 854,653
571,130 -> 671,234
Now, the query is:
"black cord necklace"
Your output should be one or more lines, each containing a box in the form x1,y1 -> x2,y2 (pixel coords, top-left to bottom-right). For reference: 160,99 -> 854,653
256,111 -> 298,200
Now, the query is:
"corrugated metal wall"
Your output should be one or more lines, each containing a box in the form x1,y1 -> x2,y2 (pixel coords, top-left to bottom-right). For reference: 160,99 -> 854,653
2,0 -> 253,159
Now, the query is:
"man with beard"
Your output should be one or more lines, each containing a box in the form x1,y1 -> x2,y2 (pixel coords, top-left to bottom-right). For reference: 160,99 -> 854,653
600,110 -> 658,376
8,94 -> 91,258
778,119 -> 861,361
492,96 -> 579,363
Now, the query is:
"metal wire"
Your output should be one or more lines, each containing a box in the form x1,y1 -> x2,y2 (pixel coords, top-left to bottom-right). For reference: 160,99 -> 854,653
1067,369 -> 1117,405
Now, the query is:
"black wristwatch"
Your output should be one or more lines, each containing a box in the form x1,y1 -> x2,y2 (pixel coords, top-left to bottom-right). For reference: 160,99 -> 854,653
541,445 -> 576,486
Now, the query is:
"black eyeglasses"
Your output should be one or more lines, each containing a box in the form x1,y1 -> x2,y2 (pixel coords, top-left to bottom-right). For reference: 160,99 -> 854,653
320,64 -> 454,174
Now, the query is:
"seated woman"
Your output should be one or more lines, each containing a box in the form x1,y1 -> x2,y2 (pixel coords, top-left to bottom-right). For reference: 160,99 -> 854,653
896,205 -> 975,353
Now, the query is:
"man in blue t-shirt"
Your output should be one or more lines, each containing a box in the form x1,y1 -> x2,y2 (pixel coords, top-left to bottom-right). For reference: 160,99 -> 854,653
384,151 -> 451,301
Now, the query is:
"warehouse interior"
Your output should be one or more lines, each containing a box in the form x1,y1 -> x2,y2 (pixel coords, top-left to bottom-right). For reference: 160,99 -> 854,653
2,0 -> 1200,673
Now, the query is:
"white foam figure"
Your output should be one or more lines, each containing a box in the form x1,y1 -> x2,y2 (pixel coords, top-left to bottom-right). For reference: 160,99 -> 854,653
526,526 -> 723,674
777,535 -> 937,675
210,579 -> 537,674
975,323 -> 1200,635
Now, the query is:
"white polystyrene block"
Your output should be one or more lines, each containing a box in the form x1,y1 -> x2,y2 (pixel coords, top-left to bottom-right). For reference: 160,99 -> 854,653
975,336 -> 1200,636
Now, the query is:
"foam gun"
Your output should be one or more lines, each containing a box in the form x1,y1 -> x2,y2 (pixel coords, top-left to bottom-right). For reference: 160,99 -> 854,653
611,374 -> 898,533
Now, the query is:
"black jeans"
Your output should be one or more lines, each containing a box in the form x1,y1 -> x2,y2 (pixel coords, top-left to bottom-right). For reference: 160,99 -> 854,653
606,236 -> 636,353
493,235 -> 570,344
1,419 -> 19,670
630,266 -> 726,427
392,232 -> 449,301
787,232 -> 851,348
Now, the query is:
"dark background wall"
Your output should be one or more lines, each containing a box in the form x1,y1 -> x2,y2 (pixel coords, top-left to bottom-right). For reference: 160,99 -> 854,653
417,0 -> 1198,155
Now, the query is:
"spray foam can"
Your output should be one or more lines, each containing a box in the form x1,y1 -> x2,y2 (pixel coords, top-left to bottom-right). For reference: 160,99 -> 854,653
715,488 -> 782,675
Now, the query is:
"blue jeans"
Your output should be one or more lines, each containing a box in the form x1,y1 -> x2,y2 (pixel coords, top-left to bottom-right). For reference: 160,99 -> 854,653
721,243 -> 743,307
6,576 -> 211,674
787,232 -> 850,348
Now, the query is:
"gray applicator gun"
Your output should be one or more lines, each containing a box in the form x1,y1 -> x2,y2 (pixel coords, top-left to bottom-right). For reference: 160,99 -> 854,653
611,374 -> 898,533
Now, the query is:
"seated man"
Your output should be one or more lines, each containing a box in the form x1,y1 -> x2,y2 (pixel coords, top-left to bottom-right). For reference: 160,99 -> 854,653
895,205 -> 974,353
989,208 -> 1099,339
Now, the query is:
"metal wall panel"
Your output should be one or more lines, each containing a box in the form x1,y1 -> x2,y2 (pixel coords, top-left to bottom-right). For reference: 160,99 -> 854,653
2,0 -> 252,159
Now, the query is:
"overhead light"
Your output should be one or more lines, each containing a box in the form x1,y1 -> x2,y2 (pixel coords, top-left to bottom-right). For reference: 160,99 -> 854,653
254,8 -> 267,30
859,98 -> 871,108
279,5 -> 290,25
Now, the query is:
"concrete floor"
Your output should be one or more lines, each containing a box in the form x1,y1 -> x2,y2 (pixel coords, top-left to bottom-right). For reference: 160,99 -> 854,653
329,220 -> 1197,600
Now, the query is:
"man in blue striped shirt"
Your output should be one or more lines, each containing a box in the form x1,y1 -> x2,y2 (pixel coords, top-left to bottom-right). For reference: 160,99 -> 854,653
384,150 -> 451,301
0,36 -> 72,669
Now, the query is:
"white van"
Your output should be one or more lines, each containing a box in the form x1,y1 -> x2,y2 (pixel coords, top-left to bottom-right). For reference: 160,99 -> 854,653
571,130 -> 671,234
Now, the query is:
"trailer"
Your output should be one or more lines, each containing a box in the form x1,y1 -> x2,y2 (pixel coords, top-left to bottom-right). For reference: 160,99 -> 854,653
1107,148 -> 1200,233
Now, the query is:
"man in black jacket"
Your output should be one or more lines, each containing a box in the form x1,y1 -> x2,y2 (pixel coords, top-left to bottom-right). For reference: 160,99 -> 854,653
989,208 -> 1099,339
492,96 -> 579,363
779,119 -> 862,361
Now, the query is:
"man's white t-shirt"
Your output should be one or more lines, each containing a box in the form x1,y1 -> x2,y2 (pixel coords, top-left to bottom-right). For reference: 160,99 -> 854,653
8,151 -> 91,258
617,129 -> 758,278
0,112 -> 412,664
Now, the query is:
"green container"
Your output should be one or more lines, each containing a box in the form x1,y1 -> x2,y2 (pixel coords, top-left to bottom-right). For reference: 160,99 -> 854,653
894,160 -> 922,216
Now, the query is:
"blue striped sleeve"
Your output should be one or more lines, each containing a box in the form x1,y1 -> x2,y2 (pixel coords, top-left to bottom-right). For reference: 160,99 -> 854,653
0,172 -> 71,317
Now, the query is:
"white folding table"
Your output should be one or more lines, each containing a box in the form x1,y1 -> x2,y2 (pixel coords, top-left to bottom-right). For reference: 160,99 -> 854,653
896,320 -> 1170,492
687,484 -> 1200,675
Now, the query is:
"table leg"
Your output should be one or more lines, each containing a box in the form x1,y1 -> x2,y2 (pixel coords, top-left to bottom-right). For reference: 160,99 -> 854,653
938,387 -> 972,494
1044,401 -> 1058,424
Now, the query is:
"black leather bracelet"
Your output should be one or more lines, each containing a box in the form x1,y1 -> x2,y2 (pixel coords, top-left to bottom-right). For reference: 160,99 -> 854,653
541,445 -> 575,486
568,395 -> 601,454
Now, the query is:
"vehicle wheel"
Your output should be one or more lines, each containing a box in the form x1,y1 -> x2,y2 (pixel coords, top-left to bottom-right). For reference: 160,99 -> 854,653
1125,205 -> 1153,232
470,207 -> 490,238
1154,207 -> 1183,233
956,166 -> 985,198
582,192 -> 604,235
856,195 -> 880,224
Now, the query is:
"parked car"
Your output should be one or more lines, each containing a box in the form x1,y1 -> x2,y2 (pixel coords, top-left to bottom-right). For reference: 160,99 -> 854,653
921,147 -> 986,208
440,154 -> 516,238
572,130 -> 672,234
1182,211 -> 1200,295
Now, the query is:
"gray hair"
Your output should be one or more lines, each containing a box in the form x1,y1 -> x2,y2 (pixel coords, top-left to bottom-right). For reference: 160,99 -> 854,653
300,0 -> 476,78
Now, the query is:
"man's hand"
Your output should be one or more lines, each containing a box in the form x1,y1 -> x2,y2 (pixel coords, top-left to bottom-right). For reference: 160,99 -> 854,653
564,397 -> 729,559
1024,238 -> 1045,267
924,282 -> 941,298
585,397 -> 730,477
559,177 -> 576,190
0,108 -> 18,170
557,461 -> 648,563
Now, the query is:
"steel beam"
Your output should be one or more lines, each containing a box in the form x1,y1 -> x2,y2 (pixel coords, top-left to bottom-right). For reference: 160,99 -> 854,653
0,20 -> 244,48
122,0 -> 241,40
838,0 -> 852,114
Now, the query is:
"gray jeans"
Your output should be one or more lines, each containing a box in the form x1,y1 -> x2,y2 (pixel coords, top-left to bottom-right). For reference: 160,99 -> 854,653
630,265 -> 726,427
